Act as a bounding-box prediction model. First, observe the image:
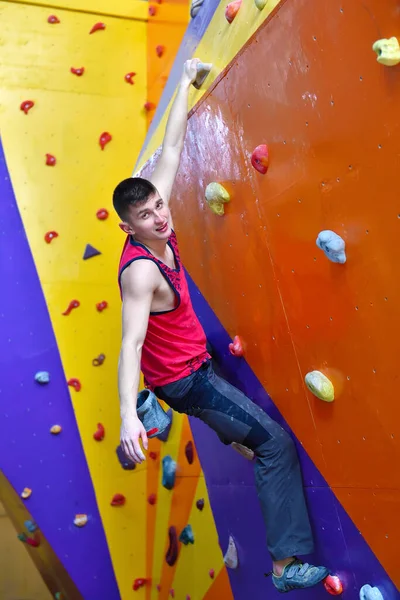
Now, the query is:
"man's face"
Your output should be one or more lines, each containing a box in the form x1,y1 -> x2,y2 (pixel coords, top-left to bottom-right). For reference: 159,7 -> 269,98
120,194 -> 171,241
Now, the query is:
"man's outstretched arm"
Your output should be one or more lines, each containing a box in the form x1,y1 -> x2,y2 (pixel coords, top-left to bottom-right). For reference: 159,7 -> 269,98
149,58 -> 200,204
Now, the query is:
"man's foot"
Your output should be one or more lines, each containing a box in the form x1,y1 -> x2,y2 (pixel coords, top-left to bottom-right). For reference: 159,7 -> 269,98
268,558 -> 330,593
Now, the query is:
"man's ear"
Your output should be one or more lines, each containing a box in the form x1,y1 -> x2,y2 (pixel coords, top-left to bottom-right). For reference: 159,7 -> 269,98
119,222 -> 134,235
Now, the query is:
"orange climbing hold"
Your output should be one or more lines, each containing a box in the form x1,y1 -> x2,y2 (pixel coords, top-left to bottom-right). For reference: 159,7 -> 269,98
251,144 -> 269,174
225,0 -> 242,23
62,299 -> 80,316
99,132 -> 112,150
89,22 -> 105,34
44,231 -> 58,244
229,335 -> 244,357
45,153 -> 56,166
93,423 -> 105,441
70,67 -> 85,76
21,487 -> 32,499
111,493 -> 126,506
324,575 -> 343,595
125,72 -> 136,85
47,15 -> 60,23
20,100 -> 34,114
96,301 -> 108,312
67,378 -> 81,392
133,579 -> 147,591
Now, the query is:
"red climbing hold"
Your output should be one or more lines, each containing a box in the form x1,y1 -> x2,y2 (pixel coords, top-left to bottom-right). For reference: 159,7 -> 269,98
96,301 -> 108,312
67,378 -> 81,392
149,451 -> 158,460
92,353 -> 105,366
148,493 -> 157,505
20,100 -> 34,115
144,101 -> 156,112
125,72 -> 136,85
89,22 -> 106,34
185,440 -> 194,464
251,144 -> 269,175
156,45 -> 165,58
209,569 -> 215,579
324,575 -> 343,595
26,536 -> 40,548
70,67 -> 85,76
165,526 -> 179,566
47,15 -> 60,24
99,132 -> 112,150
225,0 -> 242,23
133,578 -> 147,591
62,299 -> 80,316
147,427 -> 159,436
170,590 -> 175,598
229,335 -> 244,357
96,208 -> 109,220
93,423 -> 105,441
111,493 -> 126,506
45,153 -> 56,166
149,6 -> 157,16
44,231 -> 58,244
196,498 -> 205,511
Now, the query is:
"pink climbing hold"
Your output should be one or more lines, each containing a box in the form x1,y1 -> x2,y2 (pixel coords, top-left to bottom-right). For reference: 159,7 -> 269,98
70,67 -> 85,76
251,144 -> 269,175
45,153 -> 56,166
67,378 -> 81,392
229,335 -> 244,357
157,584 -> 161,592
90,22 -> 106,34
156,45 -> 165,58
93,423 -> 105,441
225,0 -> 242,23
149,6 -> 157,16
324,575 -> 343,595
47,15 -> 60,24
44,231 -> 58,244
62,299 -> 80,316
99,132 -> 112,150
133,578 -> 147,591
125,72 -> 136,85
20,100 -> 34,115
209,569 -> 215,579
185,440 -> 195,464
96,208 -> 109,220
169,590 -> 175,598
96,301 -> 108,312
148,493 -> 157,505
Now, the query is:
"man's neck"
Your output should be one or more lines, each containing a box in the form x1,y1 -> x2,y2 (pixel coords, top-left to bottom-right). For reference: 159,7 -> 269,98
133,234 -> 168,258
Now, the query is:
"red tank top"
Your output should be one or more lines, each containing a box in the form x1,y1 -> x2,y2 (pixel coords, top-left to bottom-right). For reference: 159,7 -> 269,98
118,230 -> 210,389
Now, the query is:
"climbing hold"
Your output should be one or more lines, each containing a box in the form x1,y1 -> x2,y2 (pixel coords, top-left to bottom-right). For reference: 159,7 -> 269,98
162,455 -> 177,490
229,335 -> 244,357
62,299 -> 80,315
73,514 -> 88,527
156,45 -> 165,58
193,62 -> 212,90
196,498 -> 205,511
67,378 -> 81,392
305,371 -> 334,402
149,451 -> 158,460
54,594 -> 63,600
133,578 -> 147,591
185,440 -> 195,464
96,301 -> 108,312
372,37 -> 400,67
50,425 -> 62,434
231,442 -> 254,460
18,533 -> 28,542
179,524 -> 194,545
157,408 -> 173,442
21,488 -> 32,499
186,596 -> 191,600
149,6 -> 157,16
99,132 -> 112,151
170,590 -> 175,598
89,22 -> 106,34
83,244 -> 101,260
360,585 -> 384,600
251,144 -> 269,174
125,72 -> 136,85
144,101 -> 156,112
92,353 -> 105,366
324,575 -> 343,595
70,67 -> 85,76
47,15 -> 60,24
20,100 -> 34,115
116,444 -> 136,470
148,493 -> 157,505
96,208 -> 109,220
190,0 -> 203,17
224,535 -> 239,569
111,493 -> 126,506
205,182 -> 230,216
165,526 -> 179,566
225,0 -> 242,23
45,153 -> 56,166
254,0 -> 268,10
24,520 -> 38,533
93,423 -> 105,441
44,230 -> 58,244
209,569 -> 215,579
157,585 -> 161,592
147,427 -> 159,437
316,230 -> 346,264
26,536 -> 40,548
35,371 -> 50,384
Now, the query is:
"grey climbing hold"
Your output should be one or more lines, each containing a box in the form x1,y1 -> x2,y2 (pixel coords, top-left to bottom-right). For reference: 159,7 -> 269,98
158,408 -> 173,442
179,524 -> 195,545
190,0 -> 203,17
162,455 -> 177,490
223,535 -> 239,569
35,371 -> 50,384
193,62 -> 212,90
360,585 -> 384,600
83,244 -> 101,260
316,230 -> 346,264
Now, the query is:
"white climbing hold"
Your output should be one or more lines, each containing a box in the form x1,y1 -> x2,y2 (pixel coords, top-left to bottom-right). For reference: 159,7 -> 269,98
35,371 -> 50,384
305,371 -> 334,402
372,37 -> 400,67
316,230 -> 346,264
360,584 -> 384,600
223,535 -> 239,569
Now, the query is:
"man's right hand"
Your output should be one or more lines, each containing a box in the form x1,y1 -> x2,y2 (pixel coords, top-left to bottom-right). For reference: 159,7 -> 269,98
120,415 -> 148,464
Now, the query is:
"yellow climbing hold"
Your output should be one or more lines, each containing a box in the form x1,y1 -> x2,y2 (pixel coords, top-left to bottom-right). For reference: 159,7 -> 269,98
50,424 -> 62,434
372,37 -> 400,66
205,182 -> 230,216
21,487 -> 32,499
74,514 -> 88,527
305,371 -> 334,402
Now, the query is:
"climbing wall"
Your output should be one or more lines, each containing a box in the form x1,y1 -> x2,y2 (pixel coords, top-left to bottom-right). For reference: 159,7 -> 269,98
137,0 -> 400,598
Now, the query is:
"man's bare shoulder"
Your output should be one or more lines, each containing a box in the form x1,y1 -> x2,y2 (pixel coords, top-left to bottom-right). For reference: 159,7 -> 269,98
121,259 -> 160,297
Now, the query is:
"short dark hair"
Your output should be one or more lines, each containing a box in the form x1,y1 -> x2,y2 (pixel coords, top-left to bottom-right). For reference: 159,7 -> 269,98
112,177 -> 158,220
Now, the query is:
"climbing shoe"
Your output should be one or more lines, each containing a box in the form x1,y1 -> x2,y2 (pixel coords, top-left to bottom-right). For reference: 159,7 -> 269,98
267,558 -> 330,593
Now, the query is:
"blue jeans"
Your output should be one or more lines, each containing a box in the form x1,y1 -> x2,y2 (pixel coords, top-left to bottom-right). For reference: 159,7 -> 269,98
155,360 -> 314,561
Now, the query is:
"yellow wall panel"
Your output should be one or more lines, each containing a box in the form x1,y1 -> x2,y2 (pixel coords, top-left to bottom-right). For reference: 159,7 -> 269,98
8,0 -> 148,20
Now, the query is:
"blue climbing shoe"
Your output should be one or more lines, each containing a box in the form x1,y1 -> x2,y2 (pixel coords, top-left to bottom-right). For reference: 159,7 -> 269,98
268,558 -> 330,593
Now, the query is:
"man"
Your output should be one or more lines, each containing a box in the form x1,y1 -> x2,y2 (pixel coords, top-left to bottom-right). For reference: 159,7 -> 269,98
113,58 -> 329,593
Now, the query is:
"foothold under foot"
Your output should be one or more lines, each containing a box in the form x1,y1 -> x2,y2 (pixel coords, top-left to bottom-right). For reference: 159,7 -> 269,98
196,498 -> 205,511
372,37 -> 400,67
225,0 -> 242,23
193,62 -> 212,89
83,244 -> 101,260
185,440 -> 195,464
205,182 -> 230,216
96,301 -> 108,312
111,493 -> 126,506
229,335 -> 244,357
62,299 -> 80,316
316,230 -> 346,264
166,526 -> 179,566
305,371 -> 334,402
116,445 -> 136,470
158,408 -> 173,442
20,100 -> 34,114
251,144 -> 269,174
44,230 -> 58,243
93,423 -> 105,441
162,455 -> 177,490
90,22 -> 106,34
133,578 -> 147,591
359,584 -> 384,600
179,524 -> 194,545
50,425 -> 62,434
35,371 -> 50,384
67,378 -> 81,392
324,575 -> 343,595
92,353 -> 105,366
74,514 -> 88,527
224,535 -> 239,569
21,488 -> 32,499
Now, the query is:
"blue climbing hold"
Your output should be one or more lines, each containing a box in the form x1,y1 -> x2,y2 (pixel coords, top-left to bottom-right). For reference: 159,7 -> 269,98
162,455 -> 177,490
35,371 -> 50,384
158,408 -> 173,442
179,524 -> 195,545
360,585 -> 384,600
24,520 -> 38,533
316,230 -> 346,264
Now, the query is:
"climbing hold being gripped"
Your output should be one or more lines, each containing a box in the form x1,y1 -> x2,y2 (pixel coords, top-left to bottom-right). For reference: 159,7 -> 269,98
50,425 -> 62,434
205,182 -> 230,216
89,22 -> 106,34
359,585 -> 384,600
45,154 -> 56,166
96,208 -> 109,220
305,371 -> 334,402
185,440 -> 195,464
316,231 -> 346,264
251,144 -> 269,174
148,493 -> 157,505
47,15 -> 60,24
165,526 -> 179,566
223,535 -> 239,569
162,455 -> 177,490
62,299 -> 80,315
254,0 -> 268,10
99,132 -> 112,150
35,371 -> 50,384
116,445 -> 136,470
96,301 -> 108,312
179,524 -> 194,545
93,423 -> 105,441
24,520 -> 38,533
70,67 -> 85,76
67,378 -> 81,392
21,488 -> 32,499
44,231 -> 58,243
229,335 -> 244,357
324,575 -> 343,595
125,72 -> 136,85
372,38 -> 400,67
111,493 -> 126,506
92,353 -> 105,366
225,0 -> 242,23
193,62 -> 212,90
156,45 -> 165,58
158,408 -> 173,442
196,498 -> 205,511
73,514 -> 88,527
83,244 -> 101,260
20,100 -> 34,115
133,579 -> 147,591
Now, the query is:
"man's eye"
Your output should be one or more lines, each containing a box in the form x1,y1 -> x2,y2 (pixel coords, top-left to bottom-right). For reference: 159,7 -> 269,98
142,213 -> 149,219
